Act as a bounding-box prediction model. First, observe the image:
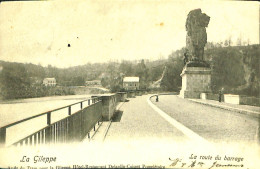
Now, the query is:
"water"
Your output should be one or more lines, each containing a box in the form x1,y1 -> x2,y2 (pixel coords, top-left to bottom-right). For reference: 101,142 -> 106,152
0,95 -> 92,146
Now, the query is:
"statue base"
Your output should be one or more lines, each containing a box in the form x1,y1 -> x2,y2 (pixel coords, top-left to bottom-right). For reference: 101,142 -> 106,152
179,64 -> 211,99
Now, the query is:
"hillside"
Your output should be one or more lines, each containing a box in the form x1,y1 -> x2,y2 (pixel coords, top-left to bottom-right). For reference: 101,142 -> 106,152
0,59 -> 166,100
161,44 -> 260,97
0,44 -> 259,100
205,44 -> 259,96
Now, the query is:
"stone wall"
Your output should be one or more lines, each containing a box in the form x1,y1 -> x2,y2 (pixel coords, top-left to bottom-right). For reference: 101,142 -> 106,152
127,91 -> 136,98
239,96 -> 260,106
207,93 -> 224,101
200,93 -> 259,107
224,94 -> 260,106
117,92 -> 127,102
239,96 -> 260,107
101,94 -> 120,121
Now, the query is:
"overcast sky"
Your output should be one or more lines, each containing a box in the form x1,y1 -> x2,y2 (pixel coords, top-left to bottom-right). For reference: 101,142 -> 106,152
0,0 -> 259,68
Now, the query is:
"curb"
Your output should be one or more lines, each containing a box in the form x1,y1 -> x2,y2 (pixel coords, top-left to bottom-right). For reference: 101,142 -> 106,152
90,121 -> 103,140
103,120 -> 112,142
189,99 -> 260,118
148,95 -> 211,146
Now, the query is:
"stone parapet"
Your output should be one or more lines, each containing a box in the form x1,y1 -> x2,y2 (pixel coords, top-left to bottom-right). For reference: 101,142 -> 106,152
224,94 -> 239,105
127,91 -> 136,98
136,90 -> 142,96
240,96 -> 260,107
100,94 -> 120,121
199,93 -> 260,107
117,92 -> 127,102
224,94 -> 260,106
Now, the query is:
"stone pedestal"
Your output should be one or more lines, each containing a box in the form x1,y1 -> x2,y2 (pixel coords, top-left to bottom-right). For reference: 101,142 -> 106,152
180,66 -> 211,99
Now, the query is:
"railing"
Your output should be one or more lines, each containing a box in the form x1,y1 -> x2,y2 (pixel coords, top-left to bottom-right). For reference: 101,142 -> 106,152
0,91 -> 149,147
0,97 -> 101,147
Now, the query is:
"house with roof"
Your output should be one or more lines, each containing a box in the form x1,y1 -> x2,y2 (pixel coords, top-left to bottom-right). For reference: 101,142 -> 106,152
123,77 -> 140,91
43,78 -> 56,87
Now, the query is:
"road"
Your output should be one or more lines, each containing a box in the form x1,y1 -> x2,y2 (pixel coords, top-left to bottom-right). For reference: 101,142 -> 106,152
151,95 -> 259,144
104,94 -> 259,145
105,96 -> 189,143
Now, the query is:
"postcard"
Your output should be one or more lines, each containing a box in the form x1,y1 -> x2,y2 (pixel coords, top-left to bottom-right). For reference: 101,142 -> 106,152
0,0 -> 259,168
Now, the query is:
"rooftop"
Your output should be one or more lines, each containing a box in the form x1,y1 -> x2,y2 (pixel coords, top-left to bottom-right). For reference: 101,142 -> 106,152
123,77 -> 139,82
43,78 -> 56,81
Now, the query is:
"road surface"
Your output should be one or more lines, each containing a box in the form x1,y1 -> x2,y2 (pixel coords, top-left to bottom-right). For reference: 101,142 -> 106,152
151,95 -> 259,144
104,94 -> 259,145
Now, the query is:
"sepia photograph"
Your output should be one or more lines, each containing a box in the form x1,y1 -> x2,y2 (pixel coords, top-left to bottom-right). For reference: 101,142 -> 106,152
0,0 -> 259,168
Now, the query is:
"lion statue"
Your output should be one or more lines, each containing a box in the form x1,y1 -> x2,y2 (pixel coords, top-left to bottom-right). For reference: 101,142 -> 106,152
186,9 -> 210,61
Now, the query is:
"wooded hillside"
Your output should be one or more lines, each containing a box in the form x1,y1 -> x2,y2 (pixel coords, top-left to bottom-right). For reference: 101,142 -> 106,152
0,44 -> 259,100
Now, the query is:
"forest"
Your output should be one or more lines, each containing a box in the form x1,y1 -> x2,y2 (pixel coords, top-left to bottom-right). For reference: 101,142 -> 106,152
0,44 -> 259,100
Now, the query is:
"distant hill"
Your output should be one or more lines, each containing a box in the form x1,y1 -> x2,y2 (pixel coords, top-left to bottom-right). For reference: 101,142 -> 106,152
0,59 -> 166,99
204,44 -> 259,97
161,44 -> 260,97
0,44 -> 258,100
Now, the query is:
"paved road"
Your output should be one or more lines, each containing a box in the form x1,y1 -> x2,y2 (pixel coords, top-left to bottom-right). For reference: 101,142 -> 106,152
105,95 -> 190,143
105,94 -> 259,145
151,95 -> 259,144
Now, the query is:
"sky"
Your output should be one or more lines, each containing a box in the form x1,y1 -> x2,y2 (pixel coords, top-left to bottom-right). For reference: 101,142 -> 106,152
0,0 -> 259,68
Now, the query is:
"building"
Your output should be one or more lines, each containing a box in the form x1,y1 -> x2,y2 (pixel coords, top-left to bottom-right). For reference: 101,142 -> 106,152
85,80 -> 102,87
123,77 -> 140,91
43,78 -> 56,87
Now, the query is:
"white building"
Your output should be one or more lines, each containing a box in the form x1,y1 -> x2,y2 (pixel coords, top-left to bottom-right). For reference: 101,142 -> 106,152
43,78 -> 56,87
123,77 -> 140,91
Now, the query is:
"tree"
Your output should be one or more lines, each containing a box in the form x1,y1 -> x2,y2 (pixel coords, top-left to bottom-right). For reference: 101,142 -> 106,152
0,63 -> 31,99
161,56 -> 183,91
105,62 -> 122,92
119,60 -> 134,76
135,59 -> 149,89
71,76 -> 85,86
228,36 -> 232,46
224,36 -> 232,47
236,37 -> 242,46
148,65 -> 164,82
224,40 -> 229,47
210,47 -> 245,92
